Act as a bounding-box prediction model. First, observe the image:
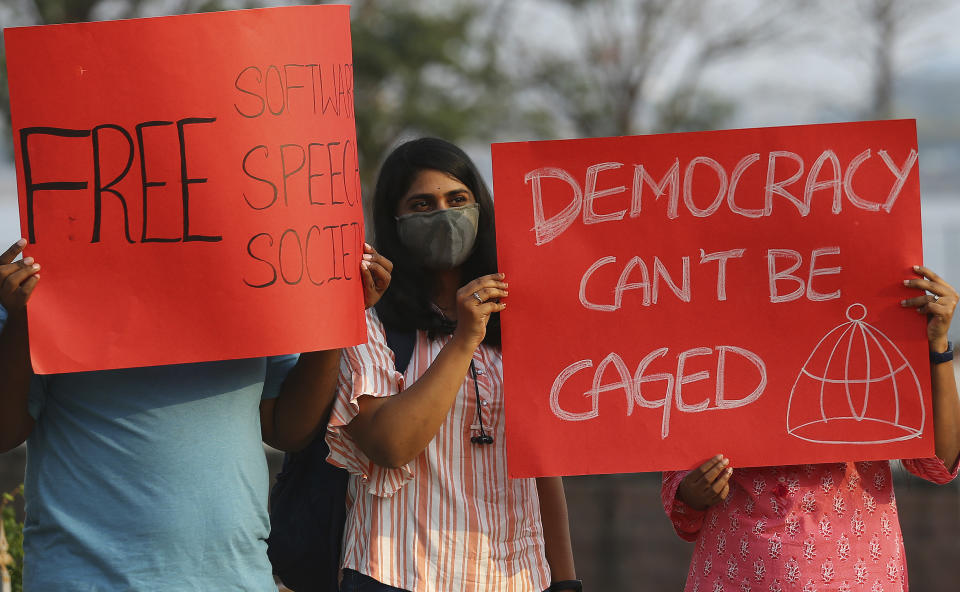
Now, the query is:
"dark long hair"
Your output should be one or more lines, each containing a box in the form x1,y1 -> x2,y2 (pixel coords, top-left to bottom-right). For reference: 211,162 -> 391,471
372,137 -> 500,347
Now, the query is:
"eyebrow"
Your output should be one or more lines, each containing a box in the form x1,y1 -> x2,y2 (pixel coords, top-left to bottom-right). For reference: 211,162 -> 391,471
403,188 -> 472,202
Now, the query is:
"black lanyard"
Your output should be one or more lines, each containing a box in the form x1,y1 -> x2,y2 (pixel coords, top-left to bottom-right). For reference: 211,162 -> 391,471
469,360 -> 493,445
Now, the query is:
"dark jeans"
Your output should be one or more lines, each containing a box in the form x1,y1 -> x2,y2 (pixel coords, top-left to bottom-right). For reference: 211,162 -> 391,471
339,569 -> 551,592
340,569 -> 410,592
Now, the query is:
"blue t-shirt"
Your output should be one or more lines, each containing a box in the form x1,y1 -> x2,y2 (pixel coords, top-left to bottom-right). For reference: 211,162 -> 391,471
23,356 -> 296,591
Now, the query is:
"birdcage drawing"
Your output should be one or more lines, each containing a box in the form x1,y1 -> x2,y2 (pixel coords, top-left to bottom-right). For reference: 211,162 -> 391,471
786,303 -> 925,445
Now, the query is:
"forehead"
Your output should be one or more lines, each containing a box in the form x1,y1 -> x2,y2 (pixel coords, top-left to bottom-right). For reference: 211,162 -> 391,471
404,169 -> 470,197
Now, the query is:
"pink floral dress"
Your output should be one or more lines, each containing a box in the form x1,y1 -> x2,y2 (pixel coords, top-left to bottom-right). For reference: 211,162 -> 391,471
662,458 -> 957,592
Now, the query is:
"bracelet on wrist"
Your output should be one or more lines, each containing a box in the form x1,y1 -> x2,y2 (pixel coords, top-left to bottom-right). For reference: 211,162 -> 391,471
549,579 -> 583,592
930,341 -> 954,365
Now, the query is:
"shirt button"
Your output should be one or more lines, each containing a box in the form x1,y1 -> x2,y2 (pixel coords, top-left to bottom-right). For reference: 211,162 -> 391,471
475,368 -> 485,376
481,401 -> 488,406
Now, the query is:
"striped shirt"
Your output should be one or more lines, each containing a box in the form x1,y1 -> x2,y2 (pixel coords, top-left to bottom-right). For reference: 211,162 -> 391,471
326,309 -> 550,592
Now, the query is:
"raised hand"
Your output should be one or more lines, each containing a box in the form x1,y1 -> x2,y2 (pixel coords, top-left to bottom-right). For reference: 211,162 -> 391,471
678,454 -> 733,510
452,273 -> 508,351
902,265 -> 958,352
0,239 -> 40,313
361,243 -> 393,309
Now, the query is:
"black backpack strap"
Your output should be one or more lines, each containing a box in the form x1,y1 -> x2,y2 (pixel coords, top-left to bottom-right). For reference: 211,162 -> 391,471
383,326 -> 416,374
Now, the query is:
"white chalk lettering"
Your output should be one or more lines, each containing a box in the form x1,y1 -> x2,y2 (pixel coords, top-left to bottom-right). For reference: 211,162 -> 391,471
580,251 -> 744,311
699,248 -> 746,301
523,148 -> 914,245
764,151 -> 806,215
683,156 -> 728,217
727,153 -> 763,218
767,247 -> 842,303
526,166 -> 582,246
579,256 -> 619,311
549,359 -> 596,421
583,162 -> 627,225
631,159 -> 680,219
803,150 -> 842,214
653,256 -> 691,303
549,346 -> 768,438
877,148 -> 918,212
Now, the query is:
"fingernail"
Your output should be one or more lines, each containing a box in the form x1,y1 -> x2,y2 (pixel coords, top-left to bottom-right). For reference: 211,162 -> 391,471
32,264 -> 40,271
361,260 -> 370,269
16,238 -> 27,247
23,257 -> 34,265
900,299 -> 907,307
363,253 -> 374,260
913,265 -> 921,271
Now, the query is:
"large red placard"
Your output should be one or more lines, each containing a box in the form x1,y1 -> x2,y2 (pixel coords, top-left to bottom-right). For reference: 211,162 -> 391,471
6,6 -> 365,373
492,120 -> 933,476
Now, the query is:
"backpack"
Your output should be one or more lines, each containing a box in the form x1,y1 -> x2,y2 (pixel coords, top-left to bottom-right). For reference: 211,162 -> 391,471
267,328 -> 415,592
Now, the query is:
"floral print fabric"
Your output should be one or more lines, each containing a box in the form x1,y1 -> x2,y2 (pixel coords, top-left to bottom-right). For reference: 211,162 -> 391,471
662,458 -> 957,592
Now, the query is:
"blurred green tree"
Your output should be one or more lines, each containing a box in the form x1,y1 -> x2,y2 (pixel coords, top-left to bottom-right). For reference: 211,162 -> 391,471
349,0 -> 512,192
1,485 -> 24,592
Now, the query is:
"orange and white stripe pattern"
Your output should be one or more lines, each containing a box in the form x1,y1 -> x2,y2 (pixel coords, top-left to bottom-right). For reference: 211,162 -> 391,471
326,309 -> 550,592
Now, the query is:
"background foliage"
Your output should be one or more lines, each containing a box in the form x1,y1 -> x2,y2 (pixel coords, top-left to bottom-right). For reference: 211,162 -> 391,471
1,485 -> 24,592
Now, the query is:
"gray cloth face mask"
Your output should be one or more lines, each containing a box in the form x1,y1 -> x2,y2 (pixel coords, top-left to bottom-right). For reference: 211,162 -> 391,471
396,204 -> 480,270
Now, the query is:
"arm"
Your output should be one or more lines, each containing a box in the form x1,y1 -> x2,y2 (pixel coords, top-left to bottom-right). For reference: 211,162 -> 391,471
260,349 -> 342,451
903,265 -> 960,468
261,244 -> 393,452
661,456 -> 731,542
536,476 -> 578,589
345,273 -> 508,468
0,239 -> 40,453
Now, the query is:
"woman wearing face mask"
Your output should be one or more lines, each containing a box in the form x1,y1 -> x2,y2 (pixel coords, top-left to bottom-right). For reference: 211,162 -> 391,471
326,138 -> 580,592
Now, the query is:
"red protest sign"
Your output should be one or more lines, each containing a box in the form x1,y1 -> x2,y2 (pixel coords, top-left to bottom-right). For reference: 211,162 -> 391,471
5,6 -> 365,373
492,120 -> 932,476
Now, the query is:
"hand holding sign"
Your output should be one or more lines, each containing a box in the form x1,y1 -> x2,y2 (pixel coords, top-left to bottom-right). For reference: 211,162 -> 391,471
0,240 -> 40,313
360,243 -> 393,309
452,273 -> 509,352
903,265 -> 958,350
678,454 -> 733,510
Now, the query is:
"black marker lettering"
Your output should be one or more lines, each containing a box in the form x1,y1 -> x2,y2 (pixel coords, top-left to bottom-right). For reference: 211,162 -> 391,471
280,143 -> 306,207
91,124 -> 135,243
278,228 -> 303,285
244,232 -> 277,288
177,117 -> 221,242
242,145 -> 278,210
20,127 -> 91,243
136,120 -> 179,243
234,66 -> 265,118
